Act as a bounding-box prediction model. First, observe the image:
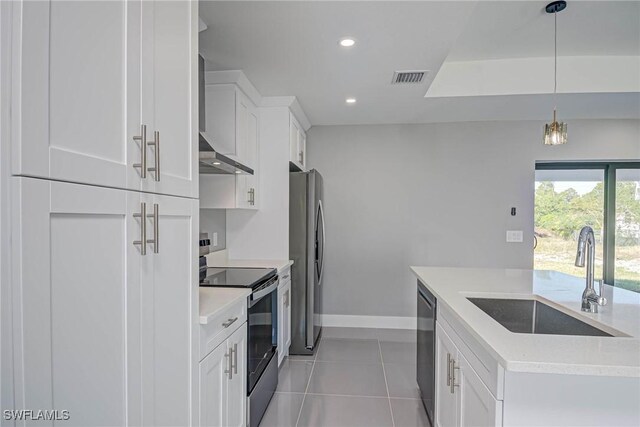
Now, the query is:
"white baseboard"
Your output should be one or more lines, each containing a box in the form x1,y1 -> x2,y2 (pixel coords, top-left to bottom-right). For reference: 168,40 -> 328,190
322,314 -> 415,330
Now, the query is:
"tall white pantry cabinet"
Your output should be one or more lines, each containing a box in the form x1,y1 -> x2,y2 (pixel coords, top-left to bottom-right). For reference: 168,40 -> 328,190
1,1 -> 199,426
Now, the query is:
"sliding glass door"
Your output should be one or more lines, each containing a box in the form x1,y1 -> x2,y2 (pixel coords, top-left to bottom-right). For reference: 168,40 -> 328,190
535,162 -> 640,293
613,168 -> 640,291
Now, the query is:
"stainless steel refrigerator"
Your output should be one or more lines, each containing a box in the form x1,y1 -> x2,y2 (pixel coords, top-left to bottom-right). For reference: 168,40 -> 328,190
289,169 -> 325,355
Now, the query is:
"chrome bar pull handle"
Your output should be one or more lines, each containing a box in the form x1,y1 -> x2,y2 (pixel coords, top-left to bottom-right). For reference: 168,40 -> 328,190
133,125 -> 147,178
224,349 -> 232,380
222,317 -> 238,328
450,358 -> 459,394
233,343 -> 238,375
133,202 -> 147,255
147,130 -> 160,181
446,353 -> 452,387
146,203 -> 159,254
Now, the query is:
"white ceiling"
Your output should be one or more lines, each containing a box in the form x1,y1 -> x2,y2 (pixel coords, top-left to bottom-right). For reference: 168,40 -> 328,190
199,1 -> 640,126
449,0 -> 640,61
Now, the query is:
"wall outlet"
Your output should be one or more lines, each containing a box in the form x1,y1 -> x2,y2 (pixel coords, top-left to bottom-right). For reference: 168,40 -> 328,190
213,232 -> 218,247
506,230 -> 523,243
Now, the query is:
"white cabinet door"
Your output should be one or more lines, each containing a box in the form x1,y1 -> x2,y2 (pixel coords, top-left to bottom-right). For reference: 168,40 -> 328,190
299,131 -> 307,169
284,279 -> 292,351
289,114 -> 301,166
235,91 -> 250,167
140,192 -> 198,426
226,323 -> 247,427
277,282 -> 286,366
140,0 -> 198,199
435,323 -> 458,427
235,90 -> 259,210
289,113 -> 306,170
12,1 -> 143,191
237,92 -> 259,170
199,342 -> 229,427
10,178 -> 140,426
202,83 -> 259,209
277,275 -> 292,366
204,84 -> 237,155
458,353 -> 503,427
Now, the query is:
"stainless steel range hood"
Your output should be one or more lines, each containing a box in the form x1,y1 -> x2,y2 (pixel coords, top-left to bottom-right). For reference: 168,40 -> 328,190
199,132 -> 254,175
198,55 -> 253,175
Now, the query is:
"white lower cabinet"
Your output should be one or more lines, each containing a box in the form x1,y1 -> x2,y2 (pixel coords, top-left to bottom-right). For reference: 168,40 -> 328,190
436,323 -> 458,427
435,323 -> 502,427
277,268 -> 292,366
200,323 -> 247,427
458,353 -> 503,427
10,177 -> 197,426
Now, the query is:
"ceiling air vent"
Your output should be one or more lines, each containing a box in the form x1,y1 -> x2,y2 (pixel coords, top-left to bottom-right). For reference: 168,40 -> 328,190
391,70 -> 428,84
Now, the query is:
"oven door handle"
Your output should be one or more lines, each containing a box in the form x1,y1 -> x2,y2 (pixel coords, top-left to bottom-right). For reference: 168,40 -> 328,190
249,280 -> 279,307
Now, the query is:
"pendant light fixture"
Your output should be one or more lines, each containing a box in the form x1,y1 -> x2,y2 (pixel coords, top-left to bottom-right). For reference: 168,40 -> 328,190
543,0 -> 567,146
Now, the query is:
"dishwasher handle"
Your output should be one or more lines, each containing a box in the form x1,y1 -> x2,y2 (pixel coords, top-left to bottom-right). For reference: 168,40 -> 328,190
418,287 -> 435,311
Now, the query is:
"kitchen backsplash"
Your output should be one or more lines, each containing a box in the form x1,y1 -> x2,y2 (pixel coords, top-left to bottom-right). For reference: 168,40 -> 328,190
200,209 -> 226,252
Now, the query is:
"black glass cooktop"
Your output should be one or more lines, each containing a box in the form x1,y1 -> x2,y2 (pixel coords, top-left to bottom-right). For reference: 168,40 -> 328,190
200,267 -> 276,289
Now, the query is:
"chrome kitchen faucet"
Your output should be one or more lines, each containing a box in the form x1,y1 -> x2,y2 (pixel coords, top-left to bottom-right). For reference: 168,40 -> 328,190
575,226 -> 607,313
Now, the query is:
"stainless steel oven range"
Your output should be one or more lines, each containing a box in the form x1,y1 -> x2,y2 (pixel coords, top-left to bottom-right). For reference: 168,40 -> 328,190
200,266 -> 279,427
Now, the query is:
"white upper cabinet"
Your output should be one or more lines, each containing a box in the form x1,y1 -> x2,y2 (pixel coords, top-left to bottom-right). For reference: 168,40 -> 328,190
11,1 -> 141,190
289,113 -> 306,170
140,0 -> 198,198
10,0 -> 197,198
204,84 -> 259,171
201,81 -> 260,210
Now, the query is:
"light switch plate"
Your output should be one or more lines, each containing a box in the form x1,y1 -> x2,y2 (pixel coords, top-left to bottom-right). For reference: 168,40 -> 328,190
213,232 -> 218,247
506,230 -> 523,243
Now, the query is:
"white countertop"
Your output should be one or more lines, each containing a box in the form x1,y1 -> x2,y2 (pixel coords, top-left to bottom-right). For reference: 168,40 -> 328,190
199,287 -> 250,325
411,267 -> 640,377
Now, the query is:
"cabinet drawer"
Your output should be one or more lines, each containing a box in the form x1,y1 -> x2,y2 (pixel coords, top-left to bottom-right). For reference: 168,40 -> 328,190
438,306 -> 504,400
200,298 -> 247,361
279,266 -> 291,282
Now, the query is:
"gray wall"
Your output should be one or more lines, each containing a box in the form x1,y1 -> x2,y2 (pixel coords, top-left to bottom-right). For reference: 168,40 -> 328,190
200,209 -> 226,252
306,119 -> 640,318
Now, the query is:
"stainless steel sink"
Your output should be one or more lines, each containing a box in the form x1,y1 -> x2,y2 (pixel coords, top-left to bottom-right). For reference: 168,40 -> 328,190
467,298 -> 613,337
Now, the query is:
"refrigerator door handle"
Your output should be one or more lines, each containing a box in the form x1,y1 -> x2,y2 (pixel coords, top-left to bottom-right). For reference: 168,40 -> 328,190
317,200 -> 326,285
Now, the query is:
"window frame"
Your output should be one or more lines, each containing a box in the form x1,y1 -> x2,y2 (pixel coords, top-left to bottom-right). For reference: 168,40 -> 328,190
535,161 -> 640,287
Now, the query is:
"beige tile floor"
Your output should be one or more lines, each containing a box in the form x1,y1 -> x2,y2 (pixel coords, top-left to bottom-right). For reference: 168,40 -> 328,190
259,327 -> 431,427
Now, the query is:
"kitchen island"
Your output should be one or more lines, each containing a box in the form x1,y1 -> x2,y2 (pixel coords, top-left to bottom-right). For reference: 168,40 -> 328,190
411,267 -> 640,427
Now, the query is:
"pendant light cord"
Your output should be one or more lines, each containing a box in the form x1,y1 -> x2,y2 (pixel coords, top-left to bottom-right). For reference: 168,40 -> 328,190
554,11 -> 557,95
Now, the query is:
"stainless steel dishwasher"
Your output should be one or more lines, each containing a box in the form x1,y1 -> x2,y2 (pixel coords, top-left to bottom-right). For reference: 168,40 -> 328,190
417,281 -> 436,426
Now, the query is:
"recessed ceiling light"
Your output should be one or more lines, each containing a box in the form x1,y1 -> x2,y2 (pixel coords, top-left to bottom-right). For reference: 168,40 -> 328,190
339,38 -> 356,48
235,170 -> 241,174
346,98 -> 357,104
213,162 -> 221,166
